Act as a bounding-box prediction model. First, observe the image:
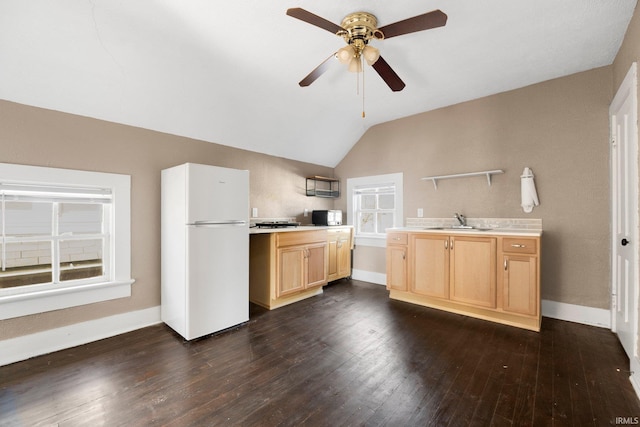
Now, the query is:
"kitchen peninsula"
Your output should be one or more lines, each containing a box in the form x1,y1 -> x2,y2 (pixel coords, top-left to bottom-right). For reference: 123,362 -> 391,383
249,225 -> 353,310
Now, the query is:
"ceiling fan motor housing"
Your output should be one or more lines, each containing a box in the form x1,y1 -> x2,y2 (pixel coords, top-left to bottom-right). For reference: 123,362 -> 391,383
338,12 -> 384,45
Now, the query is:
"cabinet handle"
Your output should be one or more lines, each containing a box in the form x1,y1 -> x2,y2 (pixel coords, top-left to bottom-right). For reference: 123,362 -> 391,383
450,239 -> 453,250
511,243 -> 525,248
504,259 -> 508,270
393,237 -> 401,241
444,239 -> 448,249
402,251 -> 406,260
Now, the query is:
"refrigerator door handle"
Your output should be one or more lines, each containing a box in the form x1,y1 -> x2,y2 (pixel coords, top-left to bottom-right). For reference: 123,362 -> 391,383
190,220 -> 247,227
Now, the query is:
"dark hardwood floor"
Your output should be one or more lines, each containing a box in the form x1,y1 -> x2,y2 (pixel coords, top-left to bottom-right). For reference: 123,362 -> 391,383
1,280 -> 639,426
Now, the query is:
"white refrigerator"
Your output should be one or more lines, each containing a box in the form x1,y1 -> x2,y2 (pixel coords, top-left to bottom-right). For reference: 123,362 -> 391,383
161,163 -> 249,340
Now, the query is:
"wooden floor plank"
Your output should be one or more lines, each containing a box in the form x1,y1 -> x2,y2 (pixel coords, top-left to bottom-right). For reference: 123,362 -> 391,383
1,280 -> 639,426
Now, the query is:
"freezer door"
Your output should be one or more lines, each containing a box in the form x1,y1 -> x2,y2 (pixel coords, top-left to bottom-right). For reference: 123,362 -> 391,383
186,164 -> 249,223
185,225 -> 249,339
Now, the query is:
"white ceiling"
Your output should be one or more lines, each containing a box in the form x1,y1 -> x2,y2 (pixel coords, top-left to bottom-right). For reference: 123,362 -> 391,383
0,1 -> 636,167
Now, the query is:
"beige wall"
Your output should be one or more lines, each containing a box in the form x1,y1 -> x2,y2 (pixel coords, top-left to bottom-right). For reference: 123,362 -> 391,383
0,100 -> 334,340
4,4 -> 639,342
335,66 -> 613,309
613,3 -> 640,93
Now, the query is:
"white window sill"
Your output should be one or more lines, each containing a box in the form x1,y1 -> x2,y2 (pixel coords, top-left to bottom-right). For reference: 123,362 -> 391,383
0,279 -> 135,320
355,235 -> 387,248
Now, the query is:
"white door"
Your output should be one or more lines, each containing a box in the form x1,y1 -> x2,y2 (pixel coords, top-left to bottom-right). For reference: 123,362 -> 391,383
611,62 -> 638,359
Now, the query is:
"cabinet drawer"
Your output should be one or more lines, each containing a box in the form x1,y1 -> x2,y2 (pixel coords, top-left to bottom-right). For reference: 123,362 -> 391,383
276,230 -> 327,247
502,238 -> 537,254
327,228 -> 353,243
387,232 -> 408,245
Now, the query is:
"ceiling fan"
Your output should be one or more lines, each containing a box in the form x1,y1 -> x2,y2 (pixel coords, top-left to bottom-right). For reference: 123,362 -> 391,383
286,8 -> 448,92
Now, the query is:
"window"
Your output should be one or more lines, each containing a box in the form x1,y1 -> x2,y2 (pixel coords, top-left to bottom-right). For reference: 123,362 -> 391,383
0,163 -> 133,320
347,173 -> 403,248
354,185 -> 396,235
0,184 -> 111,290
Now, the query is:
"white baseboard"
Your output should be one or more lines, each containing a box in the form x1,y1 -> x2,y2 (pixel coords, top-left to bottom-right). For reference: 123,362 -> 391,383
630,357 -> 640,402
351,269 -> 386,286
0,306 -> 161,367
541,299 -> 611,328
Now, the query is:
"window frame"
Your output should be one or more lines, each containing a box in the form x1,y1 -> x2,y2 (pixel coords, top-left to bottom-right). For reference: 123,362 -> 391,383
347,173 -> 403,248
0,163 -> 133,320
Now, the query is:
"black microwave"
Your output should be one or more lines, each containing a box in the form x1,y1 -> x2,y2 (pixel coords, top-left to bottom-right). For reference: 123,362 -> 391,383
312,210 -> 342,226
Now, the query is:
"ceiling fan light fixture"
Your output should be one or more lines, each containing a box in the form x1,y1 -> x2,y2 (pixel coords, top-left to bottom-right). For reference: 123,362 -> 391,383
348,56 -> 362,73
362,45 -> 380,66
336,45 -> 355,64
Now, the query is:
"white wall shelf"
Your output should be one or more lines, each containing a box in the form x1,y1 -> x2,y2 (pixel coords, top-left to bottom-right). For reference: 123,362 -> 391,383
421,169 -> 504,189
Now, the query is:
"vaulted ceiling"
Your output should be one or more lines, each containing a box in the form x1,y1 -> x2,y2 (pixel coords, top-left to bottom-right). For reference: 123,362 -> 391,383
0,1 -> 636,167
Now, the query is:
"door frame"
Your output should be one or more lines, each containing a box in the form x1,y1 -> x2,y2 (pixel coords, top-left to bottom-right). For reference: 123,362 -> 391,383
610,62 -> 639,352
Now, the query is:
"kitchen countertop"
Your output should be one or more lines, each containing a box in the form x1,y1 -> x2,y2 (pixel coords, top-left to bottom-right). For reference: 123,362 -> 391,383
249,225 -> 352,235
388,227 -> 542,237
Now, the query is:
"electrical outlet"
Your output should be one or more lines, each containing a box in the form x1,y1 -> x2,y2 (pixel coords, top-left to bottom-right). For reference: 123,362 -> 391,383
417,208 -> 424,218
304,208 -> 308,217
252,207 -> 258,218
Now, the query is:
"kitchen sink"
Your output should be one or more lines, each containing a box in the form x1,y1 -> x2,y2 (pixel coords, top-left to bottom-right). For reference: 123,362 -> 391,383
421,226 -> 494,231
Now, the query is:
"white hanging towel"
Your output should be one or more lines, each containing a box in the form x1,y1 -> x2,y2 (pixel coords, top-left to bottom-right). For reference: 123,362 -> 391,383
520,167 -> 539,213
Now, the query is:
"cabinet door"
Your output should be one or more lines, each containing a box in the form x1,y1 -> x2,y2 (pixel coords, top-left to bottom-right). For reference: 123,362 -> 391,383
386,245 -> 408,291
502,254 -> 538,316
450,236 -> 496,308
277,246 -> 305,297
306,243 -> 327,289
327,235 -> 339,281
411,234 -> 449,298
336,231 -> 352,278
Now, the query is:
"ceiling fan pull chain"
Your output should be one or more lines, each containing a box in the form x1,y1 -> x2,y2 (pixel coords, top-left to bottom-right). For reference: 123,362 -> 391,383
362,55 -> 366,118
356,57 -> 360,96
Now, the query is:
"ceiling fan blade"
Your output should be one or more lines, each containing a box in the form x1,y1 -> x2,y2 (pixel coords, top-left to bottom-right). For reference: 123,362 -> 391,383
299,53 -> 336,87
286,8 -> 344,34
378,9 -> 447,39
371,56 -> 406,92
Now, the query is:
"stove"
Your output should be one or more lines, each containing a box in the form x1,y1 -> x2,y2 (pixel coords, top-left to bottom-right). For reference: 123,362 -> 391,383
254,221 -> 301,229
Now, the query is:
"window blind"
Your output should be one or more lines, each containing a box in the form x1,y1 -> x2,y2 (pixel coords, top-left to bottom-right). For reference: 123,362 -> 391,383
0,183 -> 112,204
353,184 -> 395,195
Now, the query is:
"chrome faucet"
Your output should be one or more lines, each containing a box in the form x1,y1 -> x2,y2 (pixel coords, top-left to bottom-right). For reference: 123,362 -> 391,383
454,213 -> 467,226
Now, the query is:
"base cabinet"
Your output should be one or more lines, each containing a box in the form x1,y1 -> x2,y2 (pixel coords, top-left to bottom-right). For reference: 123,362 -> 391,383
499,237 -> 539,317
410,234 -> 496,306
277,242 -> 326,297
327,227 -> 353,282
386,232 -> 408,291
449,236 -> 496,308
411,234 -> 448,298
250,230 -> 328,310
388,230 -> 541,331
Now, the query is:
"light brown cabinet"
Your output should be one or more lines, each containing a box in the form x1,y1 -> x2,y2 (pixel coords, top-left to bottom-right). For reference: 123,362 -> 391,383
276,242 -> 326,297
388,230 -> 541,331
449,236 -> 497,308
327,227 -> 353,282
410,234 -> 496,306
386,232 -> 408,291
250,230 -> 328,310
499,238 -> 539,317
410,233 -> 448,298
